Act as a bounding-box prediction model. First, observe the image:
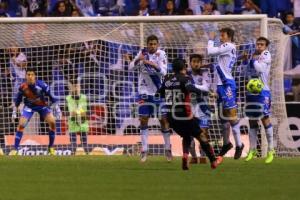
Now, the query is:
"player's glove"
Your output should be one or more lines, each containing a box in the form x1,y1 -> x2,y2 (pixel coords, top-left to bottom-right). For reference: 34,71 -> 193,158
52,103 -> 62,120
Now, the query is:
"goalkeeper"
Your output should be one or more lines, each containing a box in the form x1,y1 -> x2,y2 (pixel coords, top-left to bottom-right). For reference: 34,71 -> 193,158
244,37 -> 274,164
66,90 -> 89,155
11,68 -> 61,155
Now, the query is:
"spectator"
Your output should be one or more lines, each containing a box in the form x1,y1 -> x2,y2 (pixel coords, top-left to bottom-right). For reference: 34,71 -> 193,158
51,0 -> 71,16
19,0 -> 48,17
0,2 -> 10,17
93,0 -> 124,16
75,0 -> 95,16
162,0 -> 177,15
138,0 -> 150,16
159,0 -> 188,15
216,0 -> 234,14
241,0 -> 261,14
188,0 -> 206,15
71,8 -> 83,16
202,2 -> 221,15
284,12 -> 300,34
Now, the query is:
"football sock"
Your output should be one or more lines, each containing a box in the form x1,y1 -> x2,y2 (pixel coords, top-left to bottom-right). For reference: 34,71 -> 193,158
48,130 -> 55,148
141,126 -> 148,152
265,124 -> 274,151
161,129 -> 171,150
232,121 -> 242,147
14,131 -> 23,150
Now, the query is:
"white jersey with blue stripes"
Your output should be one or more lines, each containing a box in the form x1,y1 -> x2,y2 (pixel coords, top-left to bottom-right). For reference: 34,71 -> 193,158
253,50 -> 271,91
207,40 -> 236,85
129,49 -> 167,96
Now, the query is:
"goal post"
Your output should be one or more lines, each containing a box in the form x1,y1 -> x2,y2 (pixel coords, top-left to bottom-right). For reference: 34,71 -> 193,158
0,15 -> 298,156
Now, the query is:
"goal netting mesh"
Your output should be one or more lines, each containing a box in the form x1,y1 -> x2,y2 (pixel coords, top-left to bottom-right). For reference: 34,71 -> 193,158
0,16 -> 298,156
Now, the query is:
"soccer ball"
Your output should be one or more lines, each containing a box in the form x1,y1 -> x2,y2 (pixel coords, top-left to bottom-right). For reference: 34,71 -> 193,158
246,78 -> 264,94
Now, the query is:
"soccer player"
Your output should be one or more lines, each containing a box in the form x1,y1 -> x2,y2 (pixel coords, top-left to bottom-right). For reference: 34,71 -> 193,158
188,54 -> 211,164
66,90 -> 89,155
10,68 -> 61,155
244,37 -> 274,164
129,35 -> 172,162
207,28 -> 244,161
157,58 -> 218,170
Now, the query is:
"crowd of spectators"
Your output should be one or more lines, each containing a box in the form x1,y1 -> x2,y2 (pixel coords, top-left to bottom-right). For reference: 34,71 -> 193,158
0,0 -> 296,18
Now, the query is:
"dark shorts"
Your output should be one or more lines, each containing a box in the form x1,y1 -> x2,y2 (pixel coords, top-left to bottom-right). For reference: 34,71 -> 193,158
167,115 -> 201,138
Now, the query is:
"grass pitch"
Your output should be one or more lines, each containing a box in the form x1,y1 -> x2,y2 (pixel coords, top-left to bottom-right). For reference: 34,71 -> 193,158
0,156 -> 299,200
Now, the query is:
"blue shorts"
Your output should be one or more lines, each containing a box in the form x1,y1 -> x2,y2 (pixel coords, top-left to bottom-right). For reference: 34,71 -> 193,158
217,79 -> 237,109
22,106 -> 52,121
138,94 -> 167,117
198,117 -> 210,128
245,90 -> 271,118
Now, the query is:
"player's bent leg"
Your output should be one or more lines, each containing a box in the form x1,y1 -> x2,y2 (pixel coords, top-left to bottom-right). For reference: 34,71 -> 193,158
44,113 -> 56,155
160,117 -> 172,162
194,130 -> 218,169
262,116 -> 275,164
11,116 -> 30,155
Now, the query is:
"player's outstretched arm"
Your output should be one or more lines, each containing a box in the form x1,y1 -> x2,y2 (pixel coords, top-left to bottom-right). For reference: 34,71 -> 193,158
128,51 -> 143,70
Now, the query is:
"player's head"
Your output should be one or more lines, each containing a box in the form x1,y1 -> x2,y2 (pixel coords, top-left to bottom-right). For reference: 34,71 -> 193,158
285,12 -> 294,24
146,35 -> 159,54
220,27 -> 234,43
256,37 -> 270,53
172,58 -> 187,74
26,68 -> 37,85
189,54 -> 203,72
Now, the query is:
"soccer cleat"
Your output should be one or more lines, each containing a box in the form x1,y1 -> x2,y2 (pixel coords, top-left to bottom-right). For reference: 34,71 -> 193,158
216,156 -> 223,165
9,149 -> 18,156
219,142 -> 233,157
245,149 -> 257,162
234,143 -> 244,160
265,150 -> 275,164
165,149 -> 173,162
182,156 -> 189,170
140,151 -> 147,163
48,147 -> 56,156
190,157 -> 198,164
210,160 -> 219,169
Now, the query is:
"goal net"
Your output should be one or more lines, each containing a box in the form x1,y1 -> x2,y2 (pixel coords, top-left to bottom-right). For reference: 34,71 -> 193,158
0,16 -> 298,156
